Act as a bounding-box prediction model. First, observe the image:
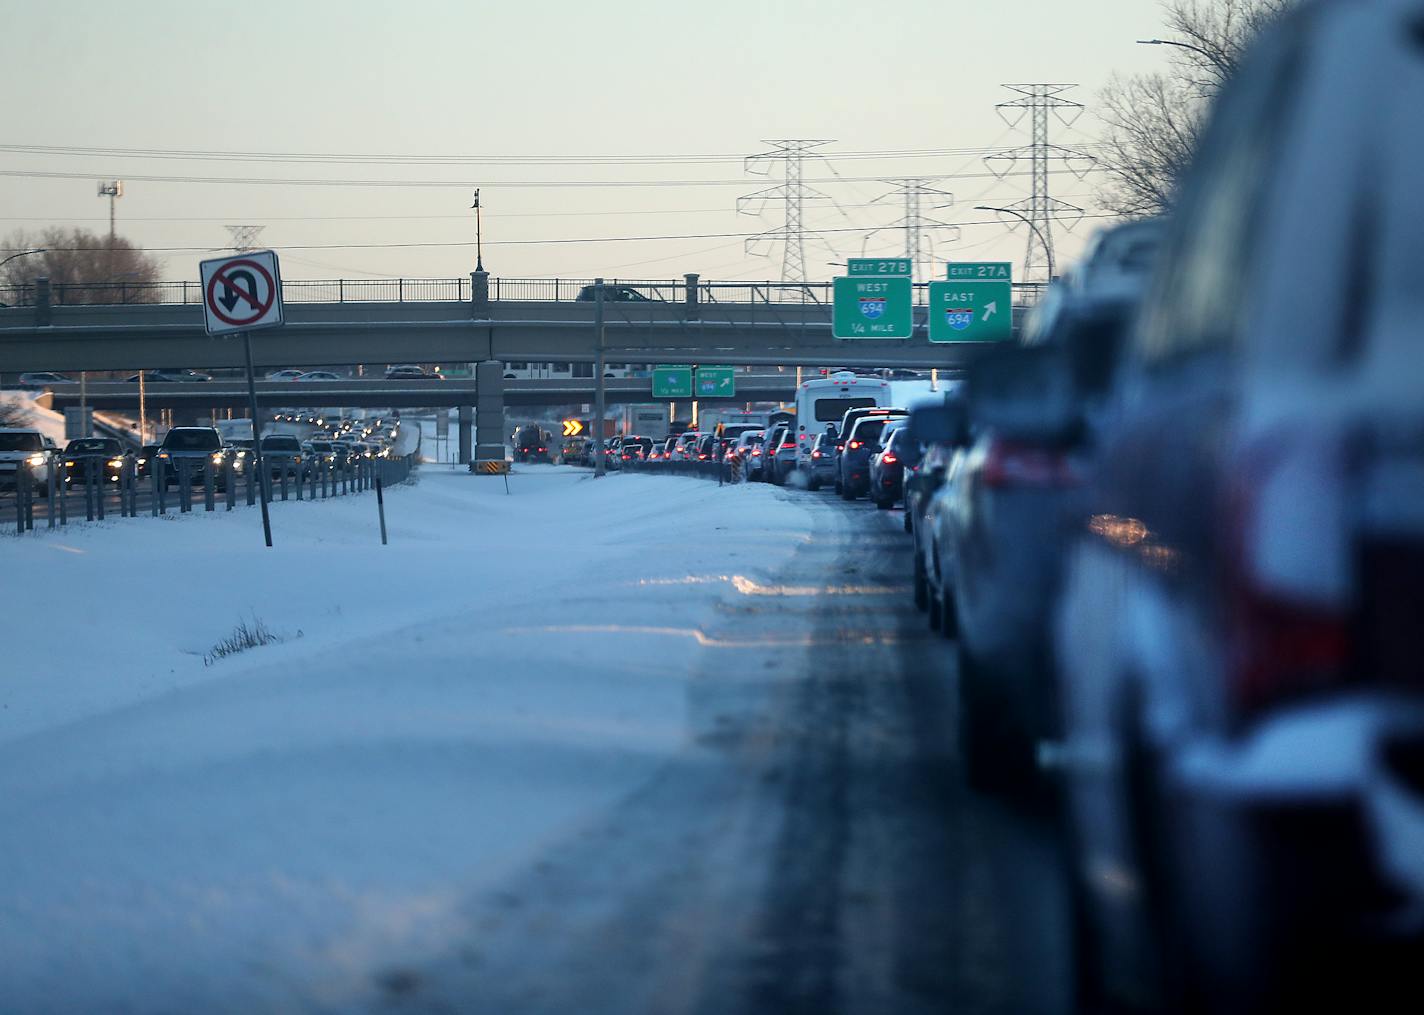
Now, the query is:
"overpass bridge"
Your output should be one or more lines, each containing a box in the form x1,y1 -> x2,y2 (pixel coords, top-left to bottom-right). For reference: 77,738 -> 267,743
0,274 -> 1038,374
42,375 -> 804,412
2,273 -> 1022,462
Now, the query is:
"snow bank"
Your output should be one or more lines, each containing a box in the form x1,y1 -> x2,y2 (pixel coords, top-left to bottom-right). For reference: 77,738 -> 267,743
0,465 -> 812,1010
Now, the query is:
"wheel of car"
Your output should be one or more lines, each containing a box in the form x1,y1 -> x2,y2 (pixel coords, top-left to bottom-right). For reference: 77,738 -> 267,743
834,477 -> 842,495
806,476 -> 819,491
957,642 -> 1034,796
914,553 -> 929,612
874,493 -> 892,509
903,509 -> 913,534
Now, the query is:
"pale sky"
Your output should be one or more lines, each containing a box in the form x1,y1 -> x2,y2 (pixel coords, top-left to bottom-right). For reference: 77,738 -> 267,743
0,0 -> 1175,284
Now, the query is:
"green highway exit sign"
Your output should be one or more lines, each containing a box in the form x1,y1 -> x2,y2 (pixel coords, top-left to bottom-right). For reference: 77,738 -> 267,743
947,261 -> 1012,281
832,276 -> 913,339
652,367 -> 693,398
695,366 -> 735,397
848,258 -> 911,277
927,280 -> 1012,343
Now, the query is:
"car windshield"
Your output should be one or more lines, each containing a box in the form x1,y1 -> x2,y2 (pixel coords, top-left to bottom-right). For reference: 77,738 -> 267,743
162,429 -> 221,451
262,437 -> 302,451
0,433 -> 43,451
66,438 -> 119,454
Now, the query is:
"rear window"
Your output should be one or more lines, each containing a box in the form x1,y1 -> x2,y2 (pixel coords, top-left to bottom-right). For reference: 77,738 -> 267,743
262,436 -> 302,451
66,438 -> 119,454
849,420 -> 887,444
0,433 -> 43,452
162,429 -> 222,452
308,441 -> 332,452
814,397 -> 877,422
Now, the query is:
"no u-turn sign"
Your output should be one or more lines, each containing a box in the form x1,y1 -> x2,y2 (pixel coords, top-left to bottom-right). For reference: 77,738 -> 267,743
199,250 -> 285,335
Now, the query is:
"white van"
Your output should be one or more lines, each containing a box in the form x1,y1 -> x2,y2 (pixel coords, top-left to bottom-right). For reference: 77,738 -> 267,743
794,371 -> 892,470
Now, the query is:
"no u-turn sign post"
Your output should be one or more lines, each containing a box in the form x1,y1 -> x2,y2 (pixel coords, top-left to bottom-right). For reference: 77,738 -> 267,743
199,250 -> 285,335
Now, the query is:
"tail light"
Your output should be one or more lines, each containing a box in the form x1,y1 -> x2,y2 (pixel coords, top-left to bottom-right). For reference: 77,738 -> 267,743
811,451 -> 821,459
1223,432 -> 1356,717
848,441 -> 862,450
698,454 -> 708,460
781,440 -> 795,449
752,449 -> 762,457
980,437 -> 1080,488
882,451 -> 897,465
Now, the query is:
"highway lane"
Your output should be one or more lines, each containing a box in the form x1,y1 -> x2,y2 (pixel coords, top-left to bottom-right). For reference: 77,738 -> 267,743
369,484 -> 1074,1015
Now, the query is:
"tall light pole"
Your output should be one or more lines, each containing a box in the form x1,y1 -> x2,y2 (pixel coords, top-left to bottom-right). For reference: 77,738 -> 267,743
975,205 -> 1056,281
1136,38 -> 1232,81
470,189 -> 484,272
0,248 -> 46,272
97,180 -> 123,243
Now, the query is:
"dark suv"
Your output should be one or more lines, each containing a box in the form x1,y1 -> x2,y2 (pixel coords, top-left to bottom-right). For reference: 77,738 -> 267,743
1054,5 -> 1424,1008
155,426 -> 224,485
62,437 -> 127,486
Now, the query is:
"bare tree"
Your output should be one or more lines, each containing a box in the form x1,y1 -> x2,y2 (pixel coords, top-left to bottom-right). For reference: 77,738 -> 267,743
1096,0 -> 1293,218
0,228 -> 163,304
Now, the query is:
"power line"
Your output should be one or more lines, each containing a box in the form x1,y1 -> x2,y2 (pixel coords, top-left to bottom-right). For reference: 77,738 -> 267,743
0,141 -> 1107,166
0,166 -> 1107,189
8,213 -> 1121,255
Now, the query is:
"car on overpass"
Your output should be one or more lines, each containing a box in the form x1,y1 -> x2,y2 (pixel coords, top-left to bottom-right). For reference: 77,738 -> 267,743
384,364 -> 441,380
575,284 -> 653,303
125,368 -> 213,383
16,371 -> 74,389
295,370 -> 342,382
265,369 -> 305,381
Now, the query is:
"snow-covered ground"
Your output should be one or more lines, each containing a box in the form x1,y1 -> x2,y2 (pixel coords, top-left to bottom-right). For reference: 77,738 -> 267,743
0,465 -> 812,1012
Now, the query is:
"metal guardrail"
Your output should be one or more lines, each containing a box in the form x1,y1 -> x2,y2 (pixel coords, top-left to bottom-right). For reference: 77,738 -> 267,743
3,452 -> 418,536
0,277 -> 1048,309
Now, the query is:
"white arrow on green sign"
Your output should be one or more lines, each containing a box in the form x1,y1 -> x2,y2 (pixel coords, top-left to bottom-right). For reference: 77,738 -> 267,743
652,367 -> 693,398
927,280 -> 1012,343
832,276 -> 913,339
695,366 -> 735,397
947,261 -> 1012,281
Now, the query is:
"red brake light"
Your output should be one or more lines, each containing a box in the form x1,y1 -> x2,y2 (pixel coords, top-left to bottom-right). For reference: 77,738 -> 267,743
882,452 -> 897,465
811,451 -> 821,459
752,449 -> 761,456
1221,436 -> 1355,717
848,441 -> 862,450
781,440 -> 795,449
981,437 -> 1079,488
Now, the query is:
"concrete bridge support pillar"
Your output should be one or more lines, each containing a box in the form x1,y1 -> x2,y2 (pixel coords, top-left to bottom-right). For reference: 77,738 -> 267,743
474,361 -> 506,465
458,405 -> 473,465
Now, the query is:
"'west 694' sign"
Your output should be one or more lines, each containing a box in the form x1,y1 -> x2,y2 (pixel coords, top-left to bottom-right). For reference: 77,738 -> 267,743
832,276 -> 913,339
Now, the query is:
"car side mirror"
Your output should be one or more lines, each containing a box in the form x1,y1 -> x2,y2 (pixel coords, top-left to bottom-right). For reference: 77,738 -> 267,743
966,345 -> 1083,444
908,399 -> 969,448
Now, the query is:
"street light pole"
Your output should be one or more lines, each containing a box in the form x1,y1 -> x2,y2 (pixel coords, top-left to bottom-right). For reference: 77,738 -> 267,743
975,205 -> 1055,282
471,189 -> 484,272
1136,38 -> 1233,81
0,248 -> 46,272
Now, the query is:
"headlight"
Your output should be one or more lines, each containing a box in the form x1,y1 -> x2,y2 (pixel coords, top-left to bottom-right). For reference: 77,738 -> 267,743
65,460 -> 75,466
157,452 -> 169,460
137,458 -> 147,465
108,458 -> 124,468
212,453 -> 224,463
26,453 -> 44,466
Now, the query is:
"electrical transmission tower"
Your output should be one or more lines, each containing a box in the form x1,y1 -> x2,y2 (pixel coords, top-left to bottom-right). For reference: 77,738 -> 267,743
737,140 -> 835,283
984,84 -> 1096,282
863,178 -> 958,283
225,225 -> 266,252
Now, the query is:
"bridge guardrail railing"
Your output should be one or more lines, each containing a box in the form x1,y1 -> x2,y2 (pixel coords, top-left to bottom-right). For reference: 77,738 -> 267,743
1,277 -> 1049,310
